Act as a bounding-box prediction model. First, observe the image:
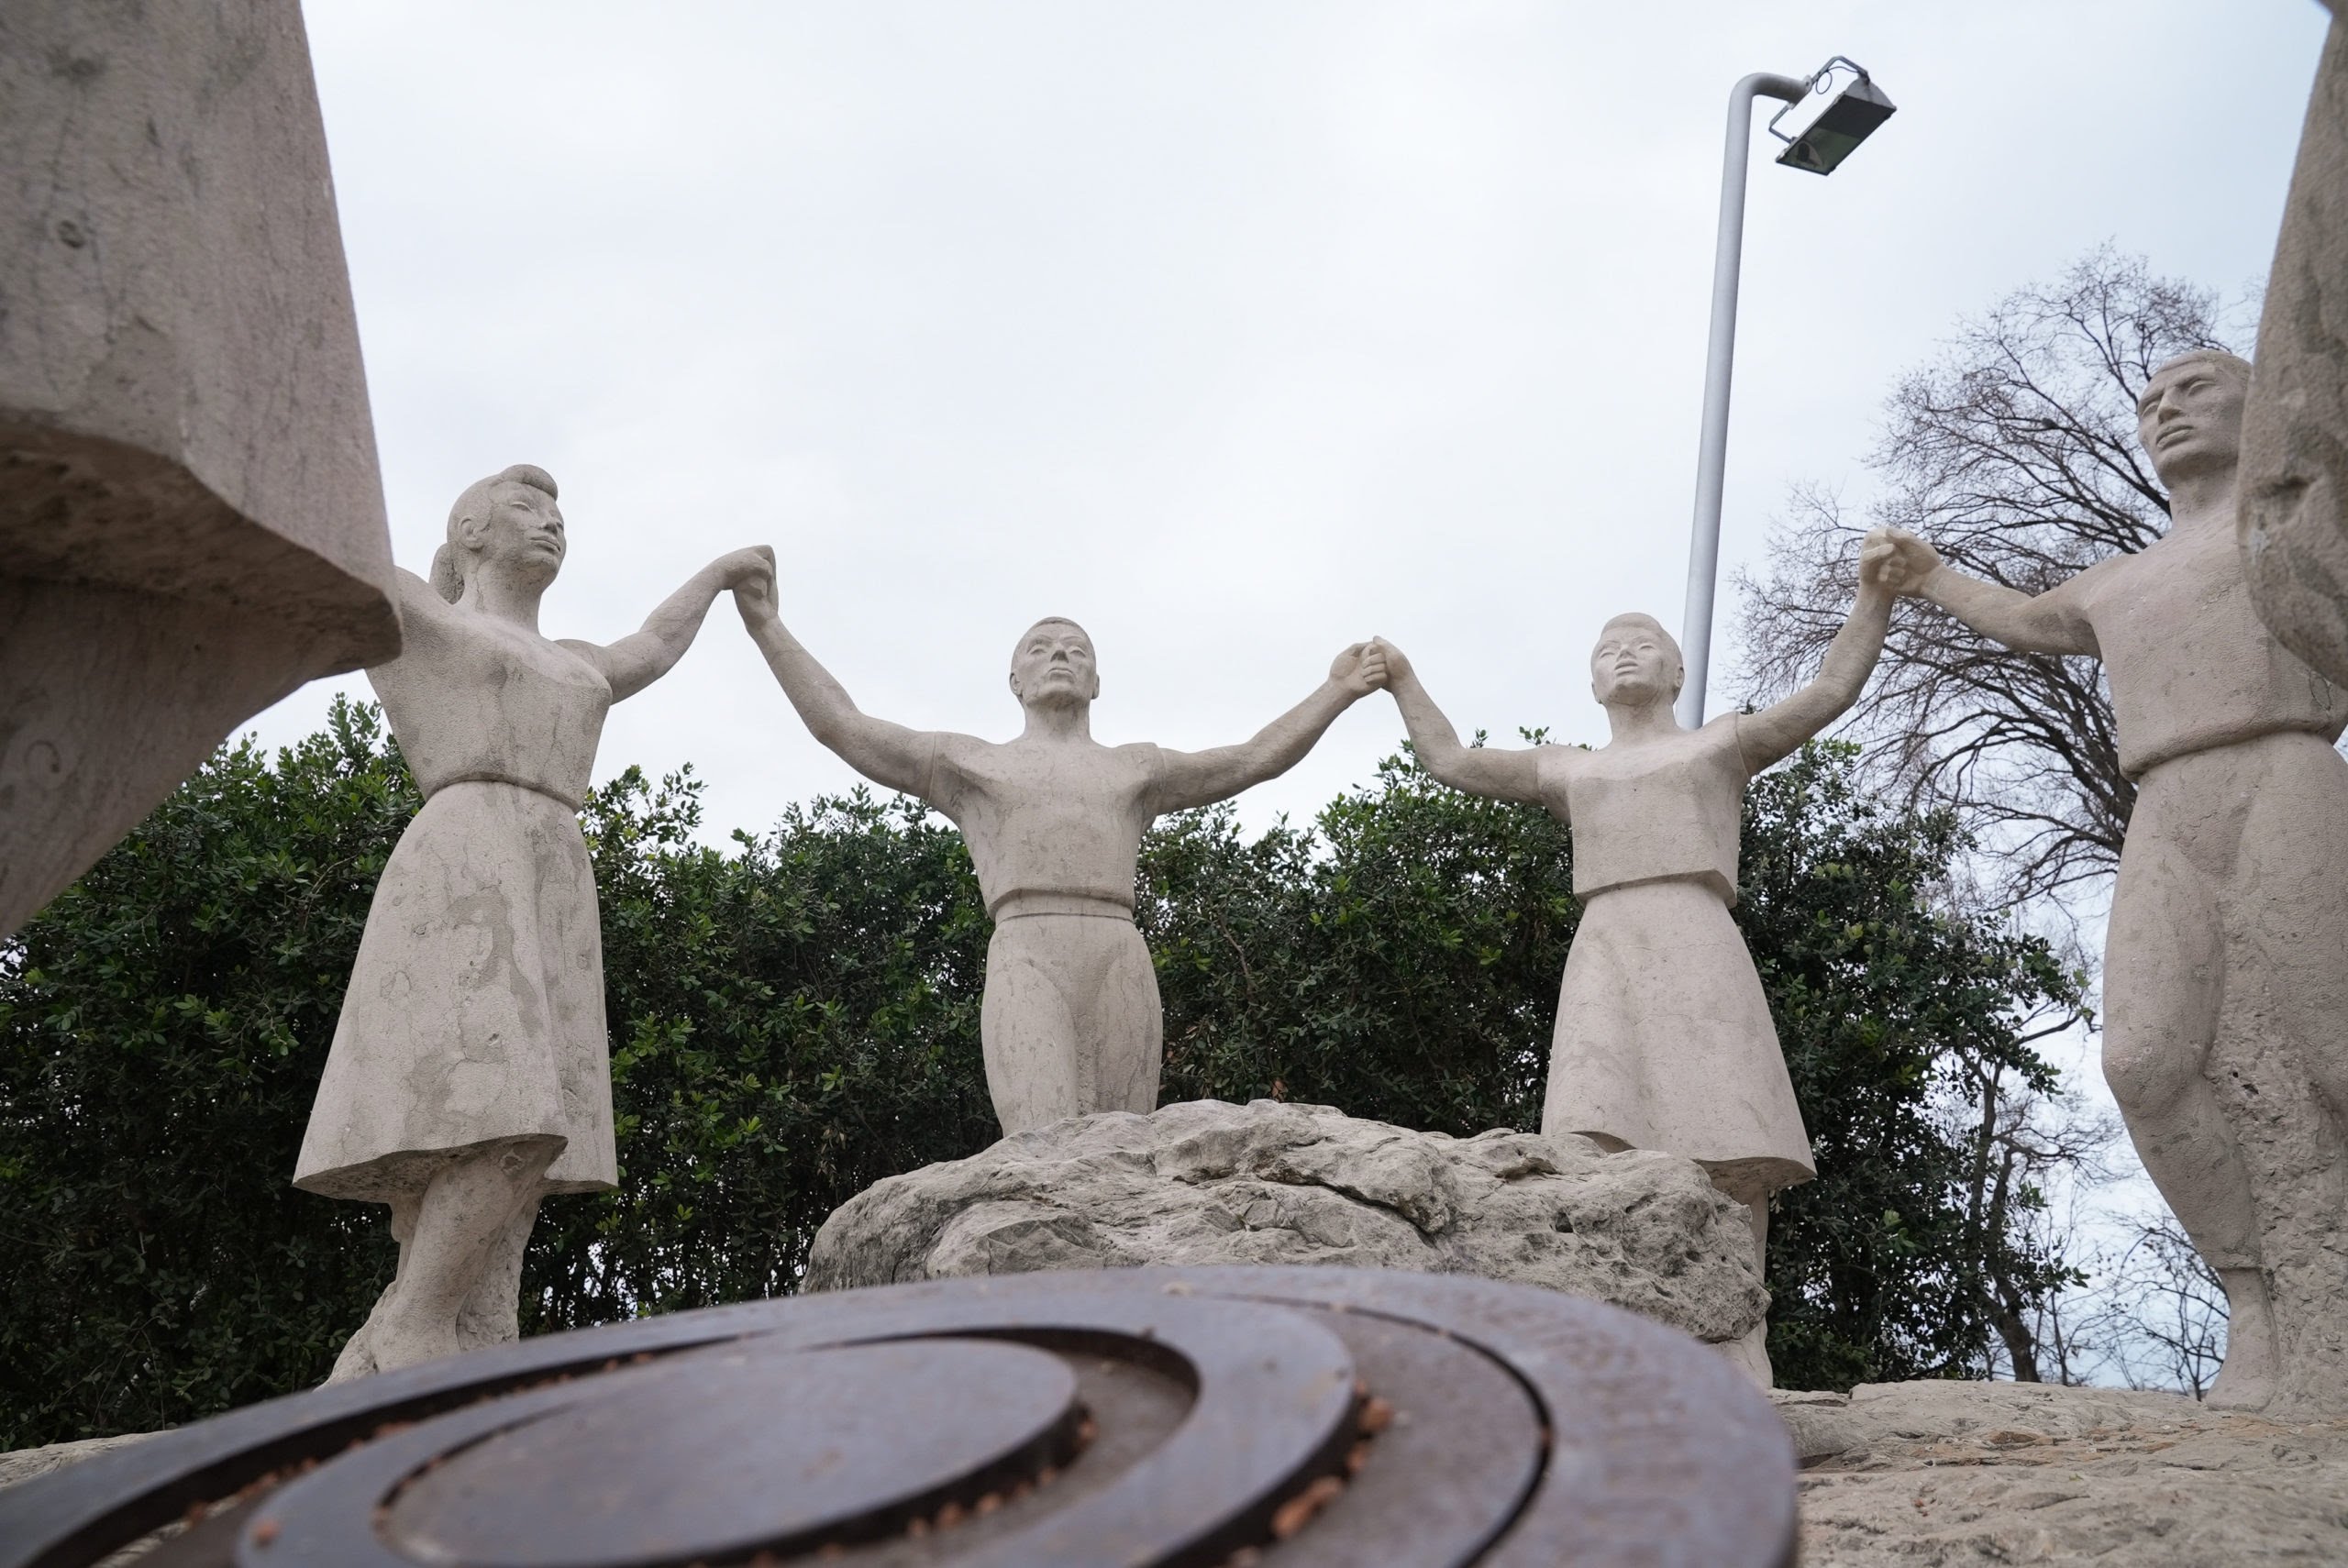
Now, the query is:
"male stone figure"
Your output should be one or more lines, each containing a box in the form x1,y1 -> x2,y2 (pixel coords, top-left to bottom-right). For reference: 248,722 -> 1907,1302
1870,350 -> 2348,1413
736,579 -> 1387,1135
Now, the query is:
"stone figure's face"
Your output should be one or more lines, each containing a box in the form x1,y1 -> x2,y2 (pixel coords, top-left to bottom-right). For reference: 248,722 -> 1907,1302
1589,618 -> 1679,707
2137,357 -> 2246,485
464,480 -> 568,586
1010,620 -> 1099,709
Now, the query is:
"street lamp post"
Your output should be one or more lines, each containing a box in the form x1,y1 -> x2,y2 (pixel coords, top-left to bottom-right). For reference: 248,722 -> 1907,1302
1674,60 -> 1896,730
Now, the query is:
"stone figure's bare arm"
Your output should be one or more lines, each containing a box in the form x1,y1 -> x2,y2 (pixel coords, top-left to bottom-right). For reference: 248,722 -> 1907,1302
1737,544 -> 1896,774
1367,639 -> 1546,807
1863,526 -> 2099,657
732,569 -> 947,800
1146,643 -> 1389,815
569,546 -> 775,702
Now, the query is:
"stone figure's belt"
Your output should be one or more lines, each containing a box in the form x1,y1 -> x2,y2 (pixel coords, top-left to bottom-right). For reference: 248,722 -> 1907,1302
990,890 -> 1136,922
424,772 -> 586,812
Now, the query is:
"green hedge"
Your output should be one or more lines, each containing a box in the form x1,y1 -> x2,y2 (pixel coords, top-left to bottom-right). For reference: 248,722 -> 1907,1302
0,702 -> 2082,1445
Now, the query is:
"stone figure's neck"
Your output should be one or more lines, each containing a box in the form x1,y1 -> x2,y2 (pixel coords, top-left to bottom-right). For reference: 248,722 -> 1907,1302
460,577 -> 546,634
1020,703 -> 1094,743
2164,470 -> 2239,541
1602,700 -> 1680,745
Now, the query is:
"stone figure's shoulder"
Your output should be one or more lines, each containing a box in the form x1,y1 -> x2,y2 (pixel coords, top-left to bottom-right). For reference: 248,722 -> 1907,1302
1110,739 -> 1168,778
367,571 -> 468,679
2066,547 -> 2145,603
1531,742 -> 1582,804
923,730 -> 1007,803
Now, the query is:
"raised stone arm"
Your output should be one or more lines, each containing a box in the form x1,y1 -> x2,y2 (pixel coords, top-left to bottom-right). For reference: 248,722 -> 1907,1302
734,569 -> 940,798
1372,640 -> 1546,807
570,546 -> 775,702
1734,544 -> 1895,774
1865,526 -> 2098,657
1146,644 -> 1388,814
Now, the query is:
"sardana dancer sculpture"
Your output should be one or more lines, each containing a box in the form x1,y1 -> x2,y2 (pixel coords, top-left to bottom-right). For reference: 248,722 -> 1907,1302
1870,350 -> 2348,1415
296,465 -> 770,1380
736,580 -> 1387,1135
1370,553 -> 1892,1386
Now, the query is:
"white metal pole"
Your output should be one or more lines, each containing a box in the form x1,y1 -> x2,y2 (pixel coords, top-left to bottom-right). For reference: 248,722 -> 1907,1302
1675,72 -> 1806,731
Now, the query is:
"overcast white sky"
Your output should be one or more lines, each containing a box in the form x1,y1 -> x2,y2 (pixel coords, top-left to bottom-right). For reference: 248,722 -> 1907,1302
263,1 -> 2331,845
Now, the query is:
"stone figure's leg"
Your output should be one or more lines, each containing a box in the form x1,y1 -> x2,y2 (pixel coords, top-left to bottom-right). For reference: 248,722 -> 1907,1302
1087,923 -> 1164,1116
456,1188 -> 547,1351
2219,737 -> 2348,1412
1706,1165 -> 1773,1388
981,922 -> 1085,1136
2101,794 -> 2274,1410
325,1190 -> 421,1385
359,1136 -> 561,1378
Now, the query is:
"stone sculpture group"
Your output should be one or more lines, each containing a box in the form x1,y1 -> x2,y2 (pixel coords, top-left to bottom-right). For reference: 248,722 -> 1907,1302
8,0 -> 2348,1429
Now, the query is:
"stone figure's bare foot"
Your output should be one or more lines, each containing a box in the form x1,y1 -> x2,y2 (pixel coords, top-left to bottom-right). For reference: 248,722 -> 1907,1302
1721,1321 -> 1774,1389
2204,1268 -> 2279,1411
363,1319 -> 469,1377
324,1315 -> 384,1385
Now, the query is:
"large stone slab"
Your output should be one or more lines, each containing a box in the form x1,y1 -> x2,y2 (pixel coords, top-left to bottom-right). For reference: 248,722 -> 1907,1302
1779,1380 -> 2348,1564
1,2 -> 400,938
803,1098 -> 1768,1348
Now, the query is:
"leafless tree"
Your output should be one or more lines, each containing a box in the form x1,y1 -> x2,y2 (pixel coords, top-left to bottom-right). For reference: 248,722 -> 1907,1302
2062,1216 -> 2231,1398
1736,248 -> 2242,908
1952,1049 -> 2117,1384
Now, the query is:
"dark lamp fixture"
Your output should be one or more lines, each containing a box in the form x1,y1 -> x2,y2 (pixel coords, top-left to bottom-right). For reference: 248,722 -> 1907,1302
1769,58 -> 1895,175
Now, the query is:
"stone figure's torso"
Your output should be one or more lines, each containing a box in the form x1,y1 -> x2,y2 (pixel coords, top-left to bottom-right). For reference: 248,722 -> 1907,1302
366,583 -> 612,809
1543,721 -> 1749,903
925,736 -> 1163,916
2074,525 -> 2343,778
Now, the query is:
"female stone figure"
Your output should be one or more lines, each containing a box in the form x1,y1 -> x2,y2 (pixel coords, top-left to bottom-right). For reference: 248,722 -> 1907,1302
295,464 -> 769,1380
1374,558 -> 1891,1383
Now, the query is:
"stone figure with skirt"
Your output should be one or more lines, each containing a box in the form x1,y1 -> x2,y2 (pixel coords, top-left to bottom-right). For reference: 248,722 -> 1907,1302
295,464 -> 770,1380
1372,549 -> 1894,1385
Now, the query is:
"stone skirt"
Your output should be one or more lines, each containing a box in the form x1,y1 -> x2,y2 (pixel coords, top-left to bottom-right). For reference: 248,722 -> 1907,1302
1541,877 -> 1814,1192
294,779 -> 617,1201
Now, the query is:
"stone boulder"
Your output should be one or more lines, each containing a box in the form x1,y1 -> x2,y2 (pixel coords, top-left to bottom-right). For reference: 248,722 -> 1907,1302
803,1098 -> 1767,1348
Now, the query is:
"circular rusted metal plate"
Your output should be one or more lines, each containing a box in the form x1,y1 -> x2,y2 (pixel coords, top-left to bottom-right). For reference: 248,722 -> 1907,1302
0,1266 -> 1795,1568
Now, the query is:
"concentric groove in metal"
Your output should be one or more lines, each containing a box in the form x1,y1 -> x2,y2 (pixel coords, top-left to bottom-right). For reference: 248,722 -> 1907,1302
0,1266 -> 1796,1568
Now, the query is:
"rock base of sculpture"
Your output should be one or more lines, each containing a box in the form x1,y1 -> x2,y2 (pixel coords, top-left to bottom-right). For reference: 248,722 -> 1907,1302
803,1098 -> 1769,1350
1780,1380 -> 2348,1565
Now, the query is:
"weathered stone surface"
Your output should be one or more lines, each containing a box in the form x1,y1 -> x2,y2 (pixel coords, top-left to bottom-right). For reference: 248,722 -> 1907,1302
2243,15 -> 2348,688
1779,1380 -> 2348,1564
804,1098 -> 1769,1347
1,2 -> 401,938
0,1431 -> 155,1493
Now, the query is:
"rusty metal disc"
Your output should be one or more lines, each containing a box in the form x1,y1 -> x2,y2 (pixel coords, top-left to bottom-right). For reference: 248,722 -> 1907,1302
0,1266 -> 1795,1568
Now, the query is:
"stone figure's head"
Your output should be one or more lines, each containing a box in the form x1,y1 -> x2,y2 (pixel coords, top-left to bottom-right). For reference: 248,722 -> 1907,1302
1589,613 -> 1683,710
2137,350 -> 2251,488
1009,617 -> 1100,710
431,464 -> 566,603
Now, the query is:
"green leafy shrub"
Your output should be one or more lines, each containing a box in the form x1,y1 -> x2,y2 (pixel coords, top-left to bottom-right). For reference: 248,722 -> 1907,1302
0,712 -> 2081,1445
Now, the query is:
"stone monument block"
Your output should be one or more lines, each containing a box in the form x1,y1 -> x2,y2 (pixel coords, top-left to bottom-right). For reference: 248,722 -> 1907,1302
0,1 -> 399,937
2242,13 -> 2348,686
